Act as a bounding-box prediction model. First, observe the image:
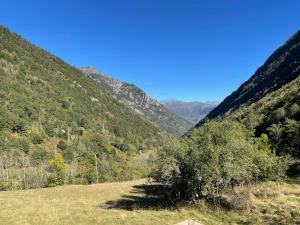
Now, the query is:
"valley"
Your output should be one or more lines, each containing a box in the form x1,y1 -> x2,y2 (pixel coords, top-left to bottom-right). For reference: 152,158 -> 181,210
0,4 -> 300,224
162,100 -> 219,124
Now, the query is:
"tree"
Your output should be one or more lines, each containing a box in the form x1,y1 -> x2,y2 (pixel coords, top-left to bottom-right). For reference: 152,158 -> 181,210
271,108 -> 286,123
31,133 -> 43,144
57,140 -> 67,150
47,154 -> 66,186
153,120 -> 290,203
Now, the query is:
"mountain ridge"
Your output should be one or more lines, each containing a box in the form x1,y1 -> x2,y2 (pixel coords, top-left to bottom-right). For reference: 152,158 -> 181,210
81,67 -> 193,136
199,29 -> 300,125
0,25 -> 168,184
193,29 -> 300,159
161,99 -> 219,124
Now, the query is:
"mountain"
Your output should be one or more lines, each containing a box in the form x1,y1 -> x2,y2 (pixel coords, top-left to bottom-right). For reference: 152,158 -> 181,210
195,30 -> 300,160
200,30 -> 300,123
81,67 -> 193,136
161,99 -> 219,124
226,73 -> 300,159
0,25 -> 168,185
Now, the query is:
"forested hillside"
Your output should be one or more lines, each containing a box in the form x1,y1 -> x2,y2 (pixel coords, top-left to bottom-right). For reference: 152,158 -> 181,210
201,30 -> 300,121
0,25 -> 168,190
227,74 -> 300,160
81,67 -> 193,136
193,30 -> 300,161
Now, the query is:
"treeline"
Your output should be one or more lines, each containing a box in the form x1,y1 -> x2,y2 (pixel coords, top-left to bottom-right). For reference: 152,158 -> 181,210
0,145 -> 157,191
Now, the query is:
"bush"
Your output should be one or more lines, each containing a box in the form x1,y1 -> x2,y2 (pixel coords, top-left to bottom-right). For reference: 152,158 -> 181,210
153,120 -> 290,203
30,148 -> 54,166
0,180 -> 8,191
11,120 -> 26,134
288,103 -> 300,117
271,108 -> 286,122
31,133 -> 43,144
45,124 -> 56,137
47,174 -> 64,187
57,140 -> 67,150
61,98 -> 71,109
47,154 -> 66,187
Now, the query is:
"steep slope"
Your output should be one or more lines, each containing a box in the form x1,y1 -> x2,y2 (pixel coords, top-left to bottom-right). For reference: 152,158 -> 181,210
227,74 -> 300,159
161,99 -> 218,124
0,25 -> 168,184
194,30 -> 300,160
200,30 -> 300,123
81,67 -> 193,136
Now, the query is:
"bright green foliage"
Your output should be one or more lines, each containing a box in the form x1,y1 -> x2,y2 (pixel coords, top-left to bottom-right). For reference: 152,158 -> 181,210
47,154 -> 67,186
153,120 -> 290,202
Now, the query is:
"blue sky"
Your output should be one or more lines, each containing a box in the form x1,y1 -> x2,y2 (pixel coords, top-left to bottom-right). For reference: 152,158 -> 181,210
1,0 -> 300,101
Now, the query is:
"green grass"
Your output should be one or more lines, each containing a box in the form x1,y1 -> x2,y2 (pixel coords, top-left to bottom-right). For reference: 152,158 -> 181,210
0,179 -> 299,225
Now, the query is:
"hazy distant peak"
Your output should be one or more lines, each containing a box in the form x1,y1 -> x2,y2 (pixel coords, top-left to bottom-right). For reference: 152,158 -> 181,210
162,99 -> 219,105
162,99 -> 219,124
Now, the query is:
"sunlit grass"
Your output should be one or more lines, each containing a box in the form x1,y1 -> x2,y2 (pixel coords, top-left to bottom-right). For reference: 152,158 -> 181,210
0,178 -> 299,225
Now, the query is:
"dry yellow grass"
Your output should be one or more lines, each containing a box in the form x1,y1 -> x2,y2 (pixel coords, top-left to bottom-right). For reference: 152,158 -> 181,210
0,179 -> 299,225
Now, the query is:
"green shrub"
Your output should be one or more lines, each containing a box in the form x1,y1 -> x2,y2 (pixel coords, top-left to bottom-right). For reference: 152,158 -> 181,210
31,133 -> 43,144
61,98 -> 71,109
57,140 -> 67,150
30,148 -> 54,166
153,120 -> 290,203
288,103 -> 300,116
271,108 -> 286,123
0,180 -> 8,191
47,154 -> 66,187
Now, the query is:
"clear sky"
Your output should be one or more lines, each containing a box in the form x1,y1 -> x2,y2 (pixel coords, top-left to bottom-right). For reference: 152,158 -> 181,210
1,0 -> 300,101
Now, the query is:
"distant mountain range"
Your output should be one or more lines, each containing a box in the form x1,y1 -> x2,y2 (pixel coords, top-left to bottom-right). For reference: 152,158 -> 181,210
161,100 -> 219,124
81,67 -> 193,136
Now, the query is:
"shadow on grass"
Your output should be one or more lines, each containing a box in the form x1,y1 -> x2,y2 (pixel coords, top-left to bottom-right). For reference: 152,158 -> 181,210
103,183 -> 172,210
286,176 -> 300,185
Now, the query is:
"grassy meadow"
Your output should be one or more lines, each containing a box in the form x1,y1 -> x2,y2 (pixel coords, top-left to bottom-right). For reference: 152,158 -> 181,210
0,178 -> 299,225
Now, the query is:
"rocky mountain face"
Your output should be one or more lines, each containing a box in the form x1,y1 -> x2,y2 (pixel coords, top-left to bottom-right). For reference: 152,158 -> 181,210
81,67 -> 193,136
200,30 -> 300,124
161,100 -> 219,124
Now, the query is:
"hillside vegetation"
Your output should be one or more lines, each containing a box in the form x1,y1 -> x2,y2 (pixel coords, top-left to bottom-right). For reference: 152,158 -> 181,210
194,30 -> 300,161
151,30 -> 300,221
227,74 -> 300,160
0,25 -> 168,189
1,24 -> 299,225
202,30 -> 300,122
81,67 -> 193,137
